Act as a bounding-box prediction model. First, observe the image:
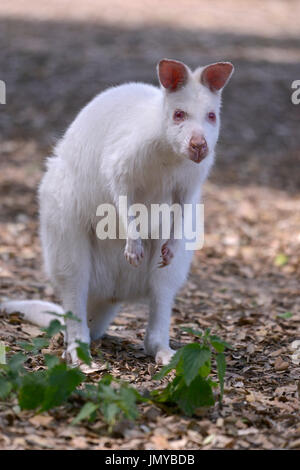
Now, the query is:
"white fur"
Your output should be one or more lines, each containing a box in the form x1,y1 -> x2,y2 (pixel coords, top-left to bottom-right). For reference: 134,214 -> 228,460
1,60 -> 232,365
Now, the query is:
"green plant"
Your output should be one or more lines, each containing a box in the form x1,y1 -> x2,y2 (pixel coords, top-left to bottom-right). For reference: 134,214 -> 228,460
0,317 -> 231,429
73,375 -> 144,431
151,327 -> 232,415
0,315 -> 143,430
0,315 -> 84,409
277,312 -> 293,320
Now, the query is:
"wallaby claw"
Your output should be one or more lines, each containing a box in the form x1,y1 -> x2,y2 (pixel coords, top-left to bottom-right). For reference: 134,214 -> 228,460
124,239 -> 144,267
158,242 -> 174,268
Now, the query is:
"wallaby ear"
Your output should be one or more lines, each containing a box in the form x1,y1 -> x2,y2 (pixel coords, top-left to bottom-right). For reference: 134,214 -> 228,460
201,62 -> 234,92
158,59 -> 189,92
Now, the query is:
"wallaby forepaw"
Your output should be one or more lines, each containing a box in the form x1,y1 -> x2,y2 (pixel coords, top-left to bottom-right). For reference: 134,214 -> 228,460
155,348 -> 175,365
158,242 -> 174,268
124,239 -> 144,267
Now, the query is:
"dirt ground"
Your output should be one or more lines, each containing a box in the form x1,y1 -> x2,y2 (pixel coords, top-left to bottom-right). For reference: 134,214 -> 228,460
0,0 -> 299,450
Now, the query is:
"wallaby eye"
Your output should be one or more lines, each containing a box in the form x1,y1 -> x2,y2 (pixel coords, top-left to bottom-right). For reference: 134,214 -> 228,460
173,110 -> 187,122
208,112 -> 216,123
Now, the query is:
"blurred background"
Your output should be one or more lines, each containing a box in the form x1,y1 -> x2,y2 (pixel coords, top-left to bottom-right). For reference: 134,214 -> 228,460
0,0 -> 300,450
1,0 -> 299,280
0,0 -> 300,299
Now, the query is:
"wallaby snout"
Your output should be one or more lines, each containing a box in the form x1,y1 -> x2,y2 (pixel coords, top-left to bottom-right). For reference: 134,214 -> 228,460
188,135 -> 208,163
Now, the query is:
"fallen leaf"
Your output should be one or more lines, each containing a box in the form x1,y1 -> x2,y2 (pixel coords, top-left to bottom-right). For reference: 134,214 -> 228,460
150,435 -> 170,449
274,357 -> 289,371
29,415 -> 53,427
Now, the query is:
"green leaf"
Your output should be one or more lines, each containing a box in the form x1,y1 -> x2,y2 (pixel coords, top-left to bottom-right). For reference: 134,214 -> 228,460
94,376 -> 141,428
180,344 -> 211,386
153,349 -> 182,380
0,343 -> 6,364
72,402 -> 99,425
19,363 -> 84,411
209,335 -> 232,353
0,377 -> 12,399
40,364 -> 84,411
216,352 -> 226,401
207,378 -> 218,388
78,383 -> 99,401
32,337 -> 49,350
43,319 -> 65,337
8,353 -> 26,372
151,373 -> 215,415
151,375 -> 182,404
98,383 -> 118,402
44,354 -> 60,369
172,375 -> 215,416
274,253 -> 288,267
17,341 -> 36,352
17,337 -> 49,354
19,371 -> 47,409
180,327 -> 203,338
102,402 -> 119,426
76,341 -> 92,366
203,328 -> 211,338
118,386 -> 141,420
99,374 -> 114,386
277,312 -> 293,320
63,311 -> 81,322
198,360 -> 211,378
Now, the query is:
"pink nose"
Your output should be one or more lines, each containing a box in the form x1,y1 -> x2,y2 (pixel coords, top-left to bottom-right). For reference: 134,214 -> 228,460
189,136 -> 208,163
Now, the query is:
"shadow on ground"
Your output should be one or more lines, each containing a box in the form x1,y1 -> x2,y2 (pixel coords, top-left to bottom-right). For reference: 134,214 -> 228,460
1,17 -> 299,193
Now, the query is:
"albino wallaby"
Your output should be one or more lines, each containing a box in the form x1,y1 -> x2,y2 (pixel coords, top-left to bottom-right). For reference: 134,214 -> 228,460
2,59 -> 234,365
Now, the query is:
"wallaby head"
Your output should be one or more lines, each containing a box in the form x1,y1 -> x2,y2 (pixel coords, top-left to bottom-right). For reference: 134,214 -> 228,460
157,59 -> 234,163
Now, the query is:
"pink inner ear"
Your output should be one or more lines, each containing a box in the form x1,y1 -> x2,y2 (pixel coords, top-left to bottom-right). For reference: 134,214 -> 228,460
158,60 -> 188,92
201,63 -> 233,91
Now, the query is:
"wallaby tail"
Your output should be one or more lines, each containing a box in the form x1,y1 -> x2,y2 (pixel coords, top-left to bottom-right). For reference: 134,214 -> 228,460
1,300 -> 64,328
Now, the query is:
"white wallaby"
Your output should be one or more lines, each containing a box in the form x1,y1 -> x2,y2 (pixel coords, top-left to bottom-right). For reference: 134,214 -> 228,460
1,59 -> 234,365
